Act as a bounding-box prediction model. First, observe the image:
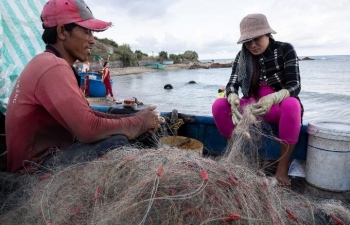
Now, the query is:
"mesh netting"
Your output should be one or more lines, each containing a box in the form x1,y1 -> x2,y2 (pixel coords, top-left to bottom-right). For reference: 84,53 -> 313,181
0,105 -> 349,225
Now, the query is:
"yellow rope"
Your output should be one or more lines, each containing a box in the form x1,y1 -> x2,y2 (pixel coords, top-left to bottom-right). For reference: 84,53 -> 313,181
170,119 -> 184,131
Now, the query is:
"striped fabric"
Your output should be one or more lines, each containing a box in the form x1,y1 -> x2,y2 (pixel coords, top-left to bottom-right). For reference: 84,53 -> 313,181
0,0 -> 46,114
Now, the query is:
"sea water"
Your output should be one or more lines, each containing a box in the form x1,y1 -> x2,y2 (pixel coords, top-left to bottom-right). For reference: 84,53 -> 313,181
111,55 -> 350,125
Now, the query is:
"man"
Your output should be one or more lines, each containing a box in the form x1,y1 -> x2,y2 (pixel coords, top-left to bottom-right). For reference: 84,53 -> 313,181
5,0 -> 162,173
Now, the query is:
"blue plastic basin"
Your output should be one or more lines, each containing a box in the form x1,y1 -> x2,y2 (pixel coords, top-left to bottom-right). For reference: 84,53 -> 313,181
78,72 -> 113,97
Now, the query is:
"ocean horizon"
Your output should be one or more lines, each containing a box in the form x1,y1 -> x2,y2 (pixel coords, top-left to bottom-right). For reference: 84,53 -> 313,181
112,54 -> 350,125
200,54 -> 350,63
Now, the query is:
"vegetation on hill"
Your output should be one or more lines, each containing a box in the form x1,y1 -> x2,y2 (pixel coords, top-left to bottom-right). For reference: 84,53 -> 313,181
91,37 -> 199,67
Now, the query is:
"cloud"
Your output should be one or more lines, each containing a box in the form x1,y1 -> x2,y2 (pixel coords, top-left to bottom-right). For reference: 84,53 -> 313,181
86,0 -> 350,59
131,33 -> 237,59
86,0 -> 177,20
132,34 -> 192,56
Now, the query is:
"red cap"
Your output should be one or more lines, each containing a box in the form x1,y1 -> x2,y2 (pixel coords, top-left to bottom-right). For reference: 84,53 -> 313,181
41,0 -> 112,31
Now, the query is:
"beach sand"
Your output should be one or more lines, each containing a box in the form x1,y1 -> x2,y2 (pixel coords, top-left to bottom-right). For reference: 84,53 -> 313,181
109,63 -> 191,76
108,62 -> 232,76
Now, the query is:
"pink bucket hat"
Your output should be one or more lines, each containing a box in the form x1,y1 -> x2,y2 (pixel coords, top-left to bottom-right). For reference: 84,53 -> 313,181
41,0 -> 112,31
237,13 -> 276,44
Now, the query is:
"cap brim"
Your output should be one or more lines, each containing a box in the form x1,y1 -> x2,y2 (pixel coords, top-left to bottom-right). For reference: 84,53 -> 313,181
76,18 -> 112,32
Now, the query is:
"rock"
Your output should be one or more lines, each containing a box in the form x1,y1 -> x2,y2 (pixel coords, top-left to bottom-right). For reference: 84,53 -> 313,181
301,57 -> 314,60
189,63 -> 210,69
189,62 -> 232,69
164,84 -> 173,89
210,62 -> 232,68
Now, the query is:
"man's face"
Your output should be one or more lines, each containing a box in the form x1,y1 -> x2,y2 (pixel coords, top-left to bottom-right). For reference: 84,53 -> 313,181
63,25 -> 95,64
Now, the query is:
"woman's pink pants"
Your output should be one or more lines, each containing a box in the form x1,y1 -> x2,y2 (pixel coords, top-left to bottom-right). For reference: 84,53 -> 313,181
212,83 -> 301,144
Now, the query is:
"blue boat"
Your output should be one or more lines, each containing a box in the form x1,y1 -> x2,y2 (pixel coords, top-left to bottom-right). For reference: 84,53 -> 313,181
90,105 -> 308,160
153,63 -> 166,70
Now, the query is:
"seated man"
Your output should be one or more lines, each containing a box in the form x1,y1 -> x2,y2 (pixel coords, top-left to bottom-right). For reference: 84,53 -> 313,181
5,0 -> 162,173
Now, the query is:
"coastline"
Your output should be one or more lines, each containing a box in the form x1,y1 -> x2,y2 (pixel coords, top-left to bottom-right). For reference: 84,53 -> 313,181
108,62 -> 232,77
109,63 -> 190,76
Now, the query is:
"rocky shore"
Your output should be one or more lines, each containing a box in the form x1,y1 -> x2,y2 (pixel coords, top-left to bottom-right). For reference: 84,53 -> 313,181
300,56 -> 314,60
108,62 -> 232,76
189,62 -> 232,69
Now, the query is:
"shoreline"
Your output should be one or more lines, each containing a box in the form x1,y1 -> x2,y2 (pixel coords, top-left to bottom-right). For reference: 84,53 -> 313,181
109,63 -> 191,76
108,62 -> 232,77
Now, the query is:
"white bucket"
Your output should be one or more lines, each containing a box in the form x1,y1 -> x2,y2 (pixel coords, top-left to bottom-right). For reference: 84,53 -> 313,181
305,121 -> 350,191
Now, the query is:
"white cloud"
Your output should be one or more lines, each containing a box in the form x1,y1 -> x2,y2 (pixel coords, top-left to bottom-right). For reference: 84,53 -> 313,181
86,0 -> 350,59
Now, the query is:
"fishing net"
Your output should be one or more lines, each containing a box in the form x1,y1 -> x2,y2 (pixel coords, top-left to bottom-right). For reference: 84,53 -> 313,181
0,105 -> 349,225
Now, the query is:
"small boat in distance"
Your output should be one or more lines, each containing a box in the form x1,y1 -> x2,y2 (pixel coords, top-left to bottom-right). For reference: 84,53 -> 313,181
163,61 -> 174,65
153,63 -> 166,70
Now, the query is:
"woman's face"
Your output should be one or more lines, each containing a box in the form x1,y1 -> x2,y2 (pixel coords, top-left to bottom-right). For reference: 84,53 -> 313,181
244,35 -> 270,55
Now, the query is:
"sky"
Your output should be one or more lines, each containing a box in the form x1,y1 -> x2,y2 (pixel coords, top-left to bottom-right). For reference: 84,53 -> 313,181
85,0 -> 350,60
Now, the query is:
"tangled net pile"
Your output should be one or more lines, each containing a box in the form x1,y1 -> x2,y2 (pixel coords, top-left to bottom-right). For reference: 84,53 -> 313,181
1,105 -> 349,224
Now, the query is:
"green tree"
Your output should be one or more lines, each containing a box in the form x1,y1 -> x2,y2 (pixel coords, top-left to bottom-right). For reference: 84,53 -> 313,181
169,54 -> 181,64
183,50 -> 198,62
119,43 -> 132,53
158,51 -> 168,62
177,54 -> 185,61
119,52 -> 131,67
117,44 -> 134,67
135,50 -> 144,61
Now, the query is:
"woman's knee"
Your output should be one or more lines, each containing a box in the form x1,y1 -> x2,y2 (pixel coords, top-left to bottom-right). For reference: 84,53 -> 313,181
212,98 -> 234,138
280,97 -> 301,113
212,98 -> 230,117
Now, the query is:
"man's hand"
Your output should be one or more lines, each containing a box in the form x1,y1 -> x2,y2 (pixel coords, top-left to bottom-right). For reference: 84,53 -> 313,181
137,105 -> 163,133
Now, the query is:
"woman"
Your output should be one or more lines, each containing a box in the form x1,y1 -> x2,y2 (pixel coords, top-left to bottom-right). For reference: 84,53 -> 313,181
212,13 -> 303,186
101,62 -> 116,101
216,87 -> 226,98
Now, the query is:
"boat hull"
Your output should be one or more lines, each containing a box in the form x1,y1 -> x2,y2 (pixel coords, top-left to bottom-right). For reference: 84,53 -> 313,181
91,105 -> 308,160
153,63 -> 165,70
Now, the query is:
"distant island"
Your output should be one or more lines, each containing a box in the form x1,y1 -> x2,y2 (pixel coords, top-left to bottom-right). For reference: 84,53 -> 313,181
299,57 -> 315,60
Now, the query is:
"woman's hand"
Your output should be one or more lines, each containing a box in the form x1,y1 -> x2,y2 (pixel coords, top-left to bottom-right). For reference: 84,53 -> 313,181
227,93 -> 242,126
252,89 -> 290,116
